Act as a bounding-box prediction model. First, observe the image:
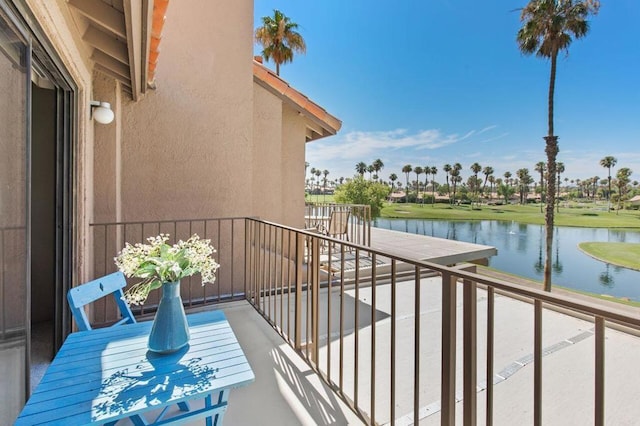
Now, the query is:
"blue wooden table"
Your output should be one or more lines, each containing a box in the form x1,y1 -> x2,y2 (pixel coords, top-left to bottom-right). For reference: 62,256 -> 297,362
16,310 -> 254,425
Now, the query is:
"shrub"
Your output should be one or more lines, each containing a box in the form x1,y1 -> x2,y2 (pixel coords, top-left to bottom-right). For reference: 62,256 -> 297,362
334,176 -> 390,217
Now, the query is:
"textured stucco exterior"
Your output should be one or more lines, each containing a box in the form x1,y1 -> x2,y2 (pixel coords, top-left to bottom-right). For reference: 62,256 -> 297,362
2,0 -> 341,423
253,83 -> 284,222
281,105 -> 308,228
0,0 -> 342,325
118,0 -> 255,221
93,72 -> 122,224
20,0 -> 333,276
5,0 -> 340,302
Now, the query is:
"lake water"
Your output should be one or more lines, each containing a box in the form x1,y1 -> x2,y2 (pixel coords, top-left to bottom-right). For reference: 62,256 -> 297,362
373,218 -> 640,302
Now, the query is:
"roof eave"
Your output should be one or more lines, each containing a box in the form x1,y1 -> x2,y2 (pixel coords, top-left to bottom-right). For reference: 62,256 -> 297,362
69,0 -> 167,101
252,60 -> 342,142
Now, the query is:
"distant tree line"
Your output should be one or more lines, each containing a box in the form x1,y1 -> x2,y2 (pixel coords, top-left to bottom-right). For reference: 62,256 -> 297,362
306,155 -> 636,212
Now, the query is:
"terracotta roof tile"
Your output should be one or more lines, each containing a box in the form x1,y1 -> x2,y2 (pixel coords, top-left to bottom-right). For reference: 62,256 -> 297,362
252,60 -> 342,141
148,0 -> 169,87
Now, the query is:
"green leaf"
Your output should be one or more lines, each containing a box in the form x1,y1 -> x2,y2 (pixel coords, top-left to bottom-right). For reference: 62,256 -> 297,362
149,280 -> 163,290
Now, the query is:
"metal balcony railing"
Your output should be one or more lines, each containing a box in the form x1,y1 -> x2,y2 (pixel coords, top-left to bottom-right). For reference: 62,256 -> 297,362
244,219 -> 640,426
90,218 -> 248,322
90,217 -> 640,425
305,203 -> 371,247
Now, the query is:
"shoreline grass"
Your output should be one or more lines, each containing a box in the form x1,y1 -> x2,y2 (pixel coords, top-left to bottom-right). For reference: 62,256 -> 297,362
380,202 -> 640,229
479,265 -> 640,308
578,242 -> 640,271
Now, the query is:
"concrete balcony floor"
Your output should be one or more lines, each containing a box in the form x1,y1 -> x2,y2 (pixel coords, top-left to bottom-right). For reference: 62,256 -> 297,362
106,300 -> 365,425
221,301 -> 366,425
141,278 -> 639,426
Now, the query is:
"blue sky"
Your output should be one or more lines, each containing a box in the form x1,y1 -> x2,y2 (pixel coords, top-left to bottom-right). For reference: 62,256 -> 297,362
254,1 -> 640,184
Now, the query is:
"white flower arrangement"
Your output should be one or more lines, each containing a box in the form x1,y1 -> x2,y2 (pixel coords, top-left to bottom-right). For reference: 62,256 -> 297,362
115,233 -> 219,305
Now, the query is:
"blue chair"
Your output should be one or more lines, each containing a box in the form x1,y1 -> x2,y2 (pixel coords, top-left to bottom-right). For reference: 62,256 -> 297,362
67,272 -> 190,422
67,271 -> 136,331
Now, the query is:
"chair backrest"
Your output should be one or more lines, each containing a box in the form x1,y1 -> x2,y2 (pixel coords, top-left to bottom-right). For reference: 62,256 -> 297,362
328,210 -> 350,237
67,271 -> 136,331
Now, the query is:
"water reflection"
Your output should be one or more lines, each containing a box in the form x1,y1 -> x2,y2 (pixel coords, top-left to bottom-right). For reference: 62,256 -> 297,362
599,264 -> 614,288
374,218 -> 640,301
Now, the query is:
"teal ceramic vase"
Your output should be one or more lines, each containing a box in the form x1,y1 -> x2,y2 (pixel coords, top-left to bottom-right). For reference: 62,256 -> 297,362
148,281 -> 190,354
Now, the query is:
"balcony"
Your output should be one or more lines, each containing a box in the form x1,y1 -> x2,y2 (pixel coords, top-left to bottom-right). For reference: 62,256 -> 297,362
81,217 -> 640,424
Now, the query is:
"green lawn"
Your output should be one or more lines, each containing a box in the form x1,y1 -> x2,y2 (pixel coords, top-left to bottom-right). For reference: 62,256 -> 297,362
381,202 -> 640,229
306,194 -> 335,204
578,242 -> 640,271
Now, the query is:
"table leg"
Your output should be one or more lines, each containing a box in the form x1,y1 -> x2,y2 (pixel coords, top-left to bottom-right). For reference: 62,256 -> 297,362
205,389 -> 230,426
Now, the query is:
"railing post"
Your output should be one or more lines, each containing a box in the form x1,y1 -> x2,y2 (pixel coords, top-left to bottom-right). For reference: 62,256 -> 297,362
257,222 -> 263,311
441,271 -> 457,425
534,299 -> 543,426
244,219 -> 250,301
595,316 -> 605,426
390,260 -> 397,425
414,266 -> 421,426
311,236 -> 320,365
366,205 -> 371,246
294,232 -> 304,350
463,274 -> 477,426
486,286 -> 495,426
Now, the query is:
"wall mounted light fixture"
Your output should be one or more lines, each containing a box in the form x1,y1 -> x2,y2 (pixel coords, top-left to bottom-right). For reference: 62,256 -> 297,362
90,100 -> 115,124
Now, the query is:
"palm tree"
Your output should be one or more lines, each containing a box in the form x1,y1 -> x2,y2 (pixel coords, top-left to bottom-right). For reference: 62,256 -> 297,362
402,165 -> 413,203
614,167 -> 632,214
255,10 -> 306,76
481,166 -> 494,197
322,169 -> 329,202
372,158 -> 384,179
451,163 -> 462,205
314,169 -> 321,193
517,168 -> 533,205
488,175 -> 496,201
355,162 -> 367,176
367,164 -> 375,180
600,155 -> 617,204
389,173 -> 398,195
423,166 -> 431,201
443,164 -> 452,202
309,167 -> 317,193
517,0 -> 599,291
498,183 -> 516,204
504,171 -> 512,189
470,162 -> 482,206
414,166 -> 424,204
430,166 -> 438,206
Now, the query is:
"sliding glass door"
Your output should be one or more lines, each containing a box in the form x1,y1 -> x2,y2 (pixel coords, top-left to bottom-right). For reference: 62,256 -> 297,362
0,4 -> 29,424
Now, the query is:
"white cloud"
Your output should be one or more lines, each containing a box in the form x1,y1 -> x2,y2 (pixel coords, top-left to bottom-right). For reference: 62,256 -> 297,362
305,127 -> 640,184
306,126 -> 505,180
307,127 -> 489,164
